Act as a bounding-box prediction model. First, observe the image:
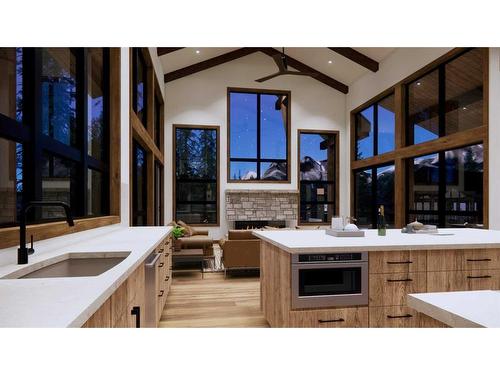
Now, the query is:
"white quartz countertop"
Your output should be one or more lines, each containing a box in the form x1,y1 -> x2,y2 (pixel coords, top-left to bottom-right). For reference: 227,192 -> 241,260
407,290 -> 500,328
0,224 -> 172,327
253,228 -> 500,254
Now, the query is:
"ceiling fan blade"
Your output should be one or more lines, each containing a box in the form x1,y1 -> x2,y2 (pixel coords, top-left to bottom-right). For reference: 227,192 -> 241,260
255,72 -> 284,82
272,54 -> 286,72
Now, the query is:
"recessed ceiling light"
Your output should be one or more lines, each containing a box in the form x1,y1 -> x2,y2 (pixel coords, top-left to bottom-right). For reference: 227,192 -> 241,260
463,107 -> 467,110
328,60 -> 332,64
416,82 -> 421,86
195,50 -> 200,54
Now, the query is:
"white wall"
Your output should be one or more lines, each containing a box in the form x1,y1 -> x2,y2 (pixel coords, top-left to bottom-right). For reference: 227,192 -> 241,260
164,52 -> 347,239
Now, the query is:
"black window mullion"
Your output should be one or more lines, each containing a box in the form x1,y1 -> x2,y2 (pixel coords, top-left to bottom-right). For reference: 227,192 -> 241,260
256,93 -> 261,179
371,166 -> 378,229
78,48 -> 88,217
30,48 -> 43,221
438,151 -> 446,227
373,104 -> 379,156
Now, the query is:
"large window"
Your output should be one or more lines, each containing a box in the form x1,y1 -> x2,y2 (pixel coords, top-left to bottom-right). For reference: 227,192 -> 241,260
174,125 -> 219,225
407,144 -> 483,227
355,93 -> 395,160
354,164 -> 395,228
298,130 -> 338,224
407,48 -> 484,145
0,48 -> 110,227
228,88 -> 290,182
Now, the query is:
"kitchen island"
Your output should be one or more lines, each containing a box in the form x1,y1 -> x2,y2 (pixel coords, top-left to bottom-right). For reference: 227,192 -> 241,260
253,228 -> 500,328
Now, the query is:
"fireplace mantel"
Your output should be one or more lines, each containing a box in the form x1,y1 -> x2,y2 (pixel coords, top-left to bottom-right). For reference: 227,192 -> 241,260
225,190 -> 299,221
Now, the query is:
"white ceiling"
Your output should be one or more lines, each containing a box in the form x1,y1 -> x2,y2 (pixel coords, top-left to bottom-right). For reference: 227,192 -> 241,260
159,47 -> 396,87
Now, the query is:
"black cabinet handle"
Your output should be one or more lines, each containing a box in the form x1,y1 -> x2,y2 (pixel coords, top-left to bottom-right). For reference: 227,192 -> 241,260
165,253 -> 170,257
387,314 -> 413,319
158,249 -> 164,253
158,290 -> 164,297
159,262 -> 164,268
467,258 -> 491,262
387,261 -> 413,265
387,278 -> 413,282
130,306 -> 141,328
318,318 -> 345,323
165,276 -> 170,281
467,275 -> 492,279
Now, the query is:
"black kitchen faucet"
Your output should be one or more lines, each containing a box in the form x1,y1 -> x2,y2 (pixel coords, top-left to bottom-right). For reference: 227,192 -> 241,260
18,201 -> 75,265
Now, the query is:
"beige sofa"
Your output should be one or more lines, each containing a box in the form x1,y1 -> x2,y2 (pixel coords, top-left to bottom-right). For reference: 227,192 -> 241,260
172,221 -> 214,257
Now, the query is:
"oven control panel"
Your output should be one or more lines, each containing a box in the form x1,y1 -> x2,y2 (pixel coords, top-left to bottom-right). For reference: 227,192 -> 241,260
298,253 -> 365,263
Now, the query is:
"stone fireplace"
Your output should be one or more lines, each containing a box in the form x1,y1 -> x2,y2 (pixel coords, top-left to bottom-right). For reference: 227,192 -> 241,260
225,190 -> 299,229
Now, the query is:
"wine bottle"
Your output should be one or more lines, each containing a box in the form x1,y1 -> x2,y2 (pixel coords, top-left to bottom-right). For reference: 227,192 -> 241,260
377,205 -> 386,236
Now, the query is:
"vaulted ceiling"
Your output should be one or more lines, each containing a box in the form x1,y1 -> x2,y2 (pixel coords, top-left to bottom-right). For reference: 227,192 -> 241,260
158,47 -> 396,94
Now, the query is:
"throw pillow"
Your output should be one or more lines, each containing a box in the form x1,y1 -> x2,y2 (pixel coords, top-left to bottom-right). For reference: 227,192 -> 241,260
177,220 -> 194,237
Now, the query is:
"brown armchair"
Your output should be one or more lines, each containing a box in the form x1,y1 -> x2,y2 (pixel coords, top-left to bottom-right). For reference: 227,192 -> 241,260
172,221 -> 214,257
219,230 -> 260,277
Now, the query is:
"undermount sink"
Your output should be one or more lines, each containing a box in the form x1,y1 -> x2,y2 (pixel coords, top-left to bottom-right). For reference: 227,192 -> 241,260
3,252 -> 131,279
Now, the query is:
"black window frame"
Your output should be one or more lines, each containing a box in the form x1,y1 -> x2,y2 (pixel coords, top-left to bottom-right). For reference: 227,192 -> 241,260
298,130 -> 339,225
406,143 -> 484,228
354,92 -> 395,160
227,87 -> 291,183
0,47 -> 110,227
173,124 -> 219,226
132,48 -> 147,128
132,140 -> 148,226
353,162 -> 395,229
405,48 -> 484,146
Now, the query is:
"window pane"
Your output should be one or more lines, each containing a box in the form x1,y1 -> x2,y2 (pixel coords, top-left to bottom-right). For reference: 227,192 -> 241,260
41,48 -> 78,147
260,94 -> 287,159
407,69 -> 439,145
230,92 -> 257,158
0,138 -> 23,226
88,48 -> 105,160
299,132 -> 336,224
87,169 -> 104,216
260,162 -> 287,181
356,106 -> 374,159
175,126 -> 218,225
355,169 -> 372,228
408,153 -> 439,223
445,144 -> 483,226
154,95 -> 161,148
133,142 -> 147,225
135,50 -> 147,126
445,49 -> 483,135
230,161 -> 257,180
376,165 -> 395,226
377,94 -> 395,154
41,153 -> 78,219
0,48 -> 23,122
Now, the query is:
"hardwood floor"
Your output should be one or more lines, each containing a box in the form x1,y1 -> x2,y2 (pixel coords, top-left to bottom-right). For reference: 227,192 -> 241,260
159,272 -> 269,328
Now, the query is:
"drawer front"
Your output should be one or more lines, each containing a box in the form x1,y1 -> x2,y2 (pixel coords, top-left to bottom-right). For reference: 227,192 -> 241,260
369,272 -> 427,307
427,270 -> 500,292
288,307 -> 368,328
369,306 -> 420,328
428,249 -> 500,272
369,251 -> 426,274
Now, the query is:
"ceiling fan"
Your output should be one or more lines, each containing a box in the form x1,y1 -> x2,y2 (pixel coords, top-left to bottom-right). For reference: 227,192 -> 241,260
255,48 -> 318,83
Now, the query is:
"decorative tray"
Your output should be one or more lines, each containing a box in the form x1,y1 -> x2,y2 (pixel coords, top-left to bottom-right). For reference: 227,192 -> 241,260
325,228 -> 365,237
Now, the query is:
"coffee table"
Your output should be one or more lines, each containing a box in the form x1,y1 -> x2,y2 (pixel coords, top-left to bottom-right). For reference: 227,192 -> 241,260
172,248 -> 205,278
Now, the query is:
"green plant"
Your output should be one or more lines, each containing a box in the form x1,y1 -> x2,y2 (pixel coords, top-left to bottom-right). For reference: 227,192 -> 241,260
172,226 -> 185,239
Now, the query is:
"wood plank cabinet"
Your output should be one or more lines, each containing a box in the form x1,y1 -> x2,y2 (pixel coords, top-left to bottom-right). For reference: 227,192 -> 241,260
369,272 -> 427,307
369,251 -> 427,274
289,307 -> 368,328
82,234 -> 172,328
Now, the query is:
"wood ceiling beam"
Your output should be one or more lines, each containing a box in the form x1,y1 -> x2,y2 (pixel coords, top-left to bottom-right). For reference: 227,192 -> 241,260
157,47 -> 184,56
164,47 -> 261,83
259,47 -> 349,94
328,47 -> 379,72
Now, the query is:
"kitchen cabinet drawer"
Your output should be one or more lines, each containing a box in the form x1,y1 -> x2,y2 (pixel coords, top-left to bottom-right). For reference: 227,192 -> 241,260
427,270 -> 500,292
427,249 -> 500,272
369,251 -> 426,274
369,272 -> 427,307
369,306 -> 420,328
82,298 -> 112,328
419,313 -> 449,328
288,307 -> 368,328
